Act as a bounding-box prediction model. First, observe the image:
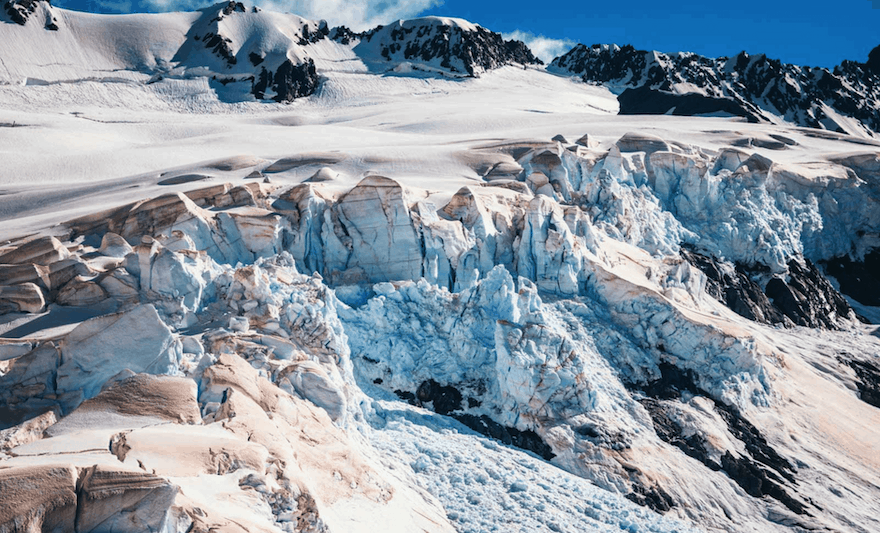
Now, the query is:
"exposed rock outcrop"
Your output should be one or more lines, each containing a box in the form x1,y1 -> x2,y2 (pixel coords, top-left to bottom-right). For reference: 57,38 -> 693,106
2,0 -> 54,27
683,249 -> 853,329
172,1 -> 325,102
634,364 -> 807,516
617,84 -> 760,122
253,57 -> 319,103
551,43 -> 880,136
354,17 -> 541,76
823,249 -> 880,307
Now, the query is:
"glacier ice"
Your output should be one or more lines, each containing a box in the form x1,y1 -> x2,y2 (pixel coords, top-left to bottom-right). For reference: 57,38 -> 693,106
2,125 -> 880,533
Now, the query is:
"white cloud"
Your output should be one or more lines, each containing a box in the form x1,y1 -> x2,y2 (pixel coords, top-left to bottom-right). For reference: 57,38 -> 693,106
138,0 -> 441,30
503,30 -> 576,63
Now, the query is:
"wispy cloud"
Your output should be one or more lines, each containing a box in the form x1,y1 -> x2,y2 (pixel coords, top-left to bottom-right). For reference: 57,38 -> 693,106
503,30 -> 576,63
133,0 -> 440,30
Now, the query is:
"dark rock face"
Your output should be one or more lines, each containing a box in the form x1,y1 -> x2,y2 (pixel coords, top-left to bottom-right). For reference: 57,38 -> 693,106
330,26 -> 357,45
823,249 -> 880,307
297,20 -> 328,46
201,32 -> 236,65
394,381 -> 555,460
640,362 -> 700,400
181,2 -> 322,103
205,0 -> 246,24
358,19 -> 541,76
416,379 -> 462,415
617,84 -> 761,122
867,45 -> 880,75
634,363 -> 807,515
4,0 -> 48,26
641,397 -> 720,469
551,43 -> 880,135
683,249 -> 852,329
454,414 -> 555,460
267,58 -> 319,103
764,259 -> 852,329
682,248 -> 786,325
252,58 -> 319,103
625,483 -> 676,514
842,358 -> 880,409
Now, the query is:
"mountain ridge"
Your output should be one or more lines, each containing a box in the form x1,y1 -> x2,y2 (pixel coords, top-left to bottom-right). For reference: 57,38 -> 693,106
551,43 -> 880,138
2,0 -> 877,138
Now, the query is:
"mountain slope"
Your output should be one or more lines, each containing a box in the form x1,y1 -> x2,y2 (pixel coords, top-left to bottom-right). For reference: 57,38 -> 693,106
550,43 -> 880,138
0,0 -> 539,102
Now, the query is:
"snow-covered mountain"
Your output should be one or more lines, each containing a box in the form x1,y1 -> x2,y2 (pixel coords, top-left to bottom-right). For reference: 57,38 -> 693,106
0,0 -> 539,102
348,17 -> 541,76
2,3 -> 880,533
551,43 -> 880,138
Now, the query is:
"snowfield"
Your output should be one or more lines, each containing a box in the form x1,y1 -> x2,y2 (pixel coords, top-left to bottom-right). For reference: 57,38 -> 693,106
1,3 -> 880,533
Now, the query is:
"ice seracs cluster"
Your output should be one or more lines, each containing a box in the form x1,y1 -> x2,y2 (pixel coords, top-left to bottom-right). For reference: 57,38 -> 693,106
2,120 -> 880,532
2,3 -> 880,532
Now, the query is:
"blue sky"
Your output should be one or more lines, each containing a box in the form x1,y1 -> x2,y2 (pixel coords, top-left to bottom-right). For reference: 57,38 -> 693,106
54,0 -> 880,67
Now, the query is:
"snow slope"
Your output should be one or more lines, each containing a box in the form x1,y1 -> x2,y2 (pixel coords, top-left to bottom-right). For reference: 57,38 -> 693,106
2,4 -> 880,533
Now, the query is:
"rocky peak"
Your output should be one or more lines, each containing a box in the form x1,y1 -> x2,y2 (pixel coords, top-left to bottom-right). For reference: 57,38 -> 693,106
3,0 -> 58,30
183,2 -> 327,68
173,2 -> 324,102
551,43 -> 880,137
354,17 -> 541,76
865,44 -> 880,75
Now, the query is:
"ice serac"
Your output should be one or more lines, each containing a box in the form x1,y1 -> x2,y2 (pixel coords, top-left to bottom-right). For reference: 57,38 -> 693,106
353,17 -> 541,76
0,465 -> 78,533
0,236 -> 69,266
0,409 -> 57,452
329,176 -> 423,284
76,465 -> 179,533
199,352 -> 455,533
3,20 -> 880,529
55,304 -> 182,412
0,283 -> 45,313
550,43 -> 880,137
46,374 -> 201,435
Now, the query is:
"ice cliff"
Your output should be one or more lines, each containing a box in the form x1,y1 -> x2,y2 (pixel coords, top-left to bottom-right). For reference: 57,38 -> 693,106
2,125 -> 880,532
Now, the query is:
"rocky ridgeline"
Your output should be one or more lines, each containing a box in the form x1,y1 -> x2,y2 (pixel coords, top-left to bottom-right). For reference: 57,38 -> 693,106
350,17 -> 541,76
3,0 -> 58,29
2,1 -> 538,102
159,4 -> 540,101
551,43 -> 880,136
172,1 -> 324,102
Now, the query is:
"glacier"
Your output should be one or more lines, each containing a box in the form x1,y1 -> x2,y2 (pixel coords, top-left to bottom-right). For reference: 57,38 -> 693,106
1,3 -> 880,533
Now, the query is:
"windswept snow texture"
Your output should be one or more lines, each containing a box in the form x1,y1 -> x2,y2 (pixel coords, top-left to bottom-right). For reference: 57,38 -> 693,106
550,43 -> 880,138
2,4 -> 880,533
